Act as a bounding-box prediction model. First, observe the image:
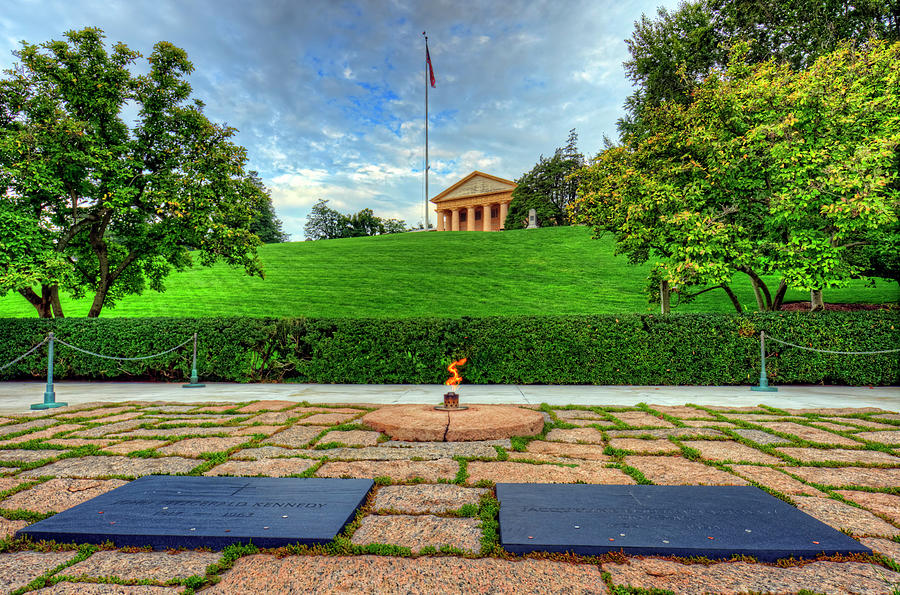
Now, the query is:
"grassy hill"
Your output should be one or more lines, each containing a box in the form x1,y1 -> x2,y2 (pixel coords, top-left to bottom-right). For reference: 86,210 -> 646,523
1,227 -> 896,318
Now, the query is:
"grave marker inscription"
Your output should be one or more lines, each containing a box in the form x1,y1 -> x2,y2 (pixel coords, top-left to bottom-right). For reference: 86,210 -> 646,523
18,475 -> 373,549
496,484 -> 870,561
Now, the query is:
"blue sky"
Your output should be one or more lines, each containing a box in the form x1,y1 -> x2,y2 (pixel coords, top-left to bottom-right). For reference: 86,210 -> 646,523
1,0 -> 670,239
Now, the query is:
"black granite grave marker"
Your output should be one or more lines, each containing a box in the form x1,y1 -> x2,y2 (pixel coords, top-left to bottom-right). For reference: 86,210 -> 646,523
17,476 -> 373,549
496,484 -> 870,561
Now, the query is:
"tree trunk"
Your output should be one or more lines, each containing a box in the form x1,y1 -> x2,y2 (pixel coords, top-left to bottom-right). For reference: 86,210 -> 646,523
19,288 -> 51,318
720,284 -> 743,314
50,286 -> 64,318
660,280 -> 670,314
741,268 -> 772,311
772,280 -> 788,311
87,287 -> 107,318
810,289 -> 824,312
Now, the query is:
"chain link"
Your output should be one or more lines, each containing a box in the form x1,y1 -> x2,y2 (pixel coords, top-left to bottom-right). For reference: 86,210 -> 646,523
0,337 -> 50,372
766,335 -> 900,355
54,336 -> 194,361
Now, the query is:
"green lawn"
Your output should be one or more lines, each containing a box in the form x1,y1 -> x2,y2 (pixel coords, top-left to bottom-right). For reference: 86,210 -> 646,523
1,227 -> 896,318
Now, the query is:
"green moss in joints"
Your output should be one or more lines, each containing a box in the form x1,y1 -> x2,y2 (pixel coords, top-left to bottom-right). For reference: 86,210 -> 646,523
454,458 -> 469,484
616,463 -> 653,485
493,445 -> 509,460
477,492 -> 501,556
637,403 -> 686,428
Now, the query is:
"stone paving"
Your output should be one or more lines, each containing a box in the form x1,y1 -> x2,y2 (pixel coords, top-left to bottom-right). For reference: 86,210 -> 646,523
0,400 -> 898,594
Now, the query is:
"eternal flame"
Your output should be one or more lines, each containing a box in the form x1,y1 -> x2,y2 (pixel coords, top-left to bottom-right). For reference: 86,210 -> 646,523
431,171 -> 516,231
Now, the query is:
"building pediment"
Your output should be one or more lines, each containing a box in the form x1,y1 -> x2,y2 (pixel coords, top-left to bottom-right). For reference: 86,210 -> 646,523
431,171 -> 516,203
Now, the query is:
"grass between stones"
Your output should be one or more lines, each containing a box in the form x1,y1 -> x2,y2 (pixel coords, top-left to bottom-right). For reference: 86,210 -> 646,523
1,399 -> 899,592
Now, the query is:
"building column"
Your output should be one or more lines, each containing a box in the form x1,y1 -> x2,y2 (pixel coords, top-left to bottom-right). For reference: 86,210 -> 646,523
436,210 -> 445,231
451,208 -> 460,231
483,205 -> 492,231
466,207 -> 476,231
499,201 -> 509,229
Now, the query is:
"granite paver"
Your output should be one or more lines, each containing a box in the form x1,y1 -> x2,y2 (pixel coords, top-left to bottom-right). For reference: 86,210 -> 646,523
299,412 -> 359,425
0,449 -> 64,462
525,440 -> 610,460
793,495 -> 900,537
775,447 -> 900,465
245,411 -> 300,424
834,490 -> 900,523
679,440 -> 782,464
373,484 -> 488,513
605,559 -> 900,594
647,405 -> 711,418
261,426 -> 322,447
754,422 -> 860,446
0,478 -> 128,512
32,585 -> 184,594
544,427 -> 604,444
234,401 -> 298,413
730,428 -> 789,445
316,459 -> 458,482
855,430 -> 900,444
466,461 -> 634,485
860,537 -> 900,564
206,555 -> 607,594
102,439 -> 170,454
0,551 -> 78,592
609,411 -> 674,428
607,438 -> 680,454
109,426 -> 236,438
317,430 -> 382,447
729,465 -> 823,496
230,425 -> 284,436
606,428 -> 722,439
351,514 -> 482,553
154,436 -> 248,457
203,458 -> 316,477
63,550 -> 221,581
20,455 -> 197,478
786,466 -> 900,489
0,518 -> 27,539
624,456 -> 746,485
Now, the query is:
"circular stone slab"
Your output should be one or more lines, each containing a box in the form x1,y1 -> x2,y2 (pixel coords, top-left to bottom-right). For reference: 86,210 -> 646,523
362,405 -> 544,442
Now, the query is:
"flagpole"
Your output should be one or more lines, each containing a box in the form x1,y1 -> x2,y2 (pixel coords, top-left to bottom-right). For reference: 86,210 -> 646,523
423,32 -> 430,231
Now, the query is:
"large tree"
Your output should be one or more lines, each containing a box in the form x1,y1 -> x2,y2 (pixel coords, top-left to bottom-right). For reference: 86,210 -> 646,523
246,171 -> 288,243
575,41 -> 900,312
505,129 -> 584,229
0,28 -> 265,318
618,0 -> 900,141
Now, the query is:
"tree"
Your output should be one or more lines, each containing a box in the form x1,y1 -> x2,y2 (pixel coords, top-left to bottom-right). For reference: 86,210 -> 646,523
304,201 -> 407,240
0,28 -> 265,318
303,199 -> 350,240
246,171 -> 288,243
505,129 -> 584,229
618,0 -> 900,141
574,41 -> 900,313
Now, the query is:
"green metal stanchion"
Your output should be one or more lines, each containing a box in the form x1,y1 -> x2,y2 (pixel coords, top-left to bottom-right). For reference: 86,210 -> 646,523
32,332 -> 68,409
183,333 -> 205,388
750,330 -> 778,392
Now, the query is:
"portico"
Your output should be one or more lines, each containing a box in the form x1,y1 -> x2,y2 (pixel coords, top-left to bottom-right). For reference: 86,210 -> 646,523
431,171 -> 516,231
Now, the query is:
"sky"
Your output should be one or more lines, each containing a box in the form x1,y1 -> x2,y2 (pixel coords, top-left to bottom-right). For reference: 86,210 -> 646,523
0,0 -> 671,239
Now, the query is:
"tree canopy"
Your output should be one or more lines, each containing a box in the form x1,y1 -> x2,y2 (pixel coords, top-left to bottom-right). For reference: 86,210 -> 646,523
574,41 -> 900,313
303,199 -> 407,240
246,171 -> 288,243
618,0 -> 900,140
505,129 -> 584,229
0,28 -> 267,317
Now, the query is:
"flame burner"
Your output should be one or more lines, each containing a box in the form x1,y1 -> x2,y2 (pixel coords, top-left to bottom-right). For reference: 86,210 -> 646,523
435,391 -> 468,411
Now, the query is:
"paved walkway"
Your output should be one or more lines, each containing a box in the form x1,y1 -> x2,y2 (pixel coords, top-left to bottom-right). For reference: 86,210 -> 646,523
0,391 -> 898,593
1,381 -> 898,414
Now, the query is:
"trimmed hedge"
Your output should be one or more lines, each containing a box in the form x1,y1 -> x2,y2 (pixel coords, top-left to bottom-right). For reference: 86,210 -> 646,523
0,312 -> 897,385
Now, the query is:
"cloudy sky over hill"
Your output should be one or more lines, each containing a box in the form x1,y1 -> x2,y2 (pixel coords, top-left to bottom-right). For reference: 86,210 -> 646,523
1,0 -> 668,238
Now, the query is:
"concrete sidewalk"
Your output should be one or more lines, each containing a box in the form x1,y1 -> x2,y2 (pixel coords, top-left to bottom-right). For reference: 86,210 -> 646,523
1,381 -> 897,413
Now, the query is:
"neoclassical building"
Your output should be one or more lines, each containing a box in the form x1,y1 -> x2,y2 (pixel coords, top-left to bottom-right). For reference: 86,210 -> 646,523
431,171 -> 516,231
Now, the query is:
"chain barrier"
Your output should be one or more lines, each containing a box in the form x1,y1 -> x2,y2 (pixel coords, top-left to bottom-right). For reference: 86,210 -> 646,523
0,337 -> 50,372
766,335 -> 900,355
53,336 -> 194,361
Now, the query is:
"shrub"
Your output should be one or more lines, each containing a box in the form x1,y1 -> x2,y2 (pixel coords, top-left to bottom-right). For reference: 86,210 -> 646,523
0,312 -> 896,385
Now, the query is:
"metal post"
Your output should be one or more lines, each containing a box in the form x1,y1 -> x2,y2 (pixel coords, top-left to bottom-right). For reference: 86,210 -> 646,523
32,332 -> 67,409
750,330 -> 778,392
183,333 -> 205,388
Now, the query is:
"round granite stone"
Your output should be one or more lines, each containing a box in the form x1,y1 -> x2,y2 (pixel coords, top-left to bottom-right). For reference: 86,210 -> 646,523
362,405 -> 543,442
